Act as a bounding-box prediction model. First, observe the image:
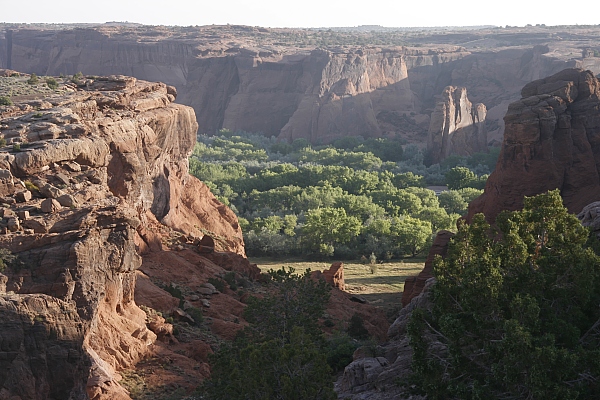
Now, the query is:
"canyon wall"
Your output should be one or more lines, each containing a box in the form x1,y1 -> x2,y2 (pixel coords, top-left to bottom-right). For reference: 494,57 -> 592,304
0,27 -> 583,145
467,68 -> 600,223
0,75 -> 244,398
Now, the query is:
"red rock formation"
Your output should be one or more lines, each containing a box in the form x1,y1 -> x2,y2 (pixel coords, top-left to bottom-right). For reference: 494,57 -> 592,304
0,75 -> 246,399
401,230 -> 453,306
322,261 -> 345,290
427,86 -> 487,164
467,68 -> 600,223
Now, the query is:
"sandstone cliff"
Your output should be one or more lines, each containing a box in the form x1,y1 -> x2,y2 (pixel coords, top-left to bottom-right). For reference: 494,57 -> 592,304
0,26 -> 581,146
0,75 -> 244,399
426,86 -> 487,164
467,68 -> 600,223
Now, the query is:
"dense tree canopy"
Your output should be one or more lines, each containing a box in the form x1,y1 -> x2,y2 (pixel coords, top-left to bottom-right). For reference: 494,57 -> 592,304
409,190 -> 600,399
189,130 -> 492,259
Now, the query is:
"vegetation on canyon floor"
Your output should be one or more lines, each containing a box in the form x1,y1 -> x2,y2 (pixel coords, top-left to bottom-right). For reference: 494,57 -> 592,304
189,129 -> 497,260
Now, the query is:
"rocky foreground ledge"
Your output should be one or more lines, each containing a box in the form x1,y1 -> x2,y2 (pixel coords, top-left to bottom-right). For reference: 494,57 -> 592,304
0,75 -> 248,399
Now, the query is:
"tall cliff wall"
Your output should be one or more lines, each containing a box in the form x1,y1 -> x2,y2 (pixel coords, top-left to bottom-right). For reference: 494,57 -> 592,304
426,86 -> 487,163
0,75 -> 245,399
467,68 -> 600,223
0,27 -> 582,145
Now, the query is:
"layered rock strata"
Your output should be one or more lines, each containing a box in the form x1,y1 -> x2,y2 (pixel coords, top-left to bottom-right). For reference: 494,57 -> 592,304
0,27 -> 580,144
426,86 -> 487,164
467,68 -> 600,223
0,75 -> 244,399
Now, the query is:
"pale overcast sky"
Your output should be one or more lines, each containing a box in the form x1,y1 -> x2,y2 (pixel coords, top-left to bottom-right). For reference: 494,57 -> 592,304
0,0 -> 596,28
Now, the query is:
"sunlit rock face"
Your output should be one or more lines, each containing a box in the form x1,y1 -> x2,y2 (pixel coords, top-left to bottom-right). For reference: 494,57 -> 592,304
0,74 -> 244,399
426,85 -> 487,164
1,27 -> 578,145
467,68 -> 600,223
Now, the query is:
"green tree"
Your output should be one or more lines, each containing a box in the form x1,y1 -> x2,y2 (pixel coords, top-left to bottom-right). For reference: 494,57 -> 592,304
445,166 -> 477,190
203,268 -> 335,400
409,190 -> 600,399
302,207 -> 361,256
391,216 -> 432,257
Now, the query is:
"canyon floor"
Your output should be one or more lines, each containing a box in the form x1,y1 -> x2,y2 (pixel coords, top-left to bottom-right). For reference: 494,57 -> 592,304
252,258 -> 425,319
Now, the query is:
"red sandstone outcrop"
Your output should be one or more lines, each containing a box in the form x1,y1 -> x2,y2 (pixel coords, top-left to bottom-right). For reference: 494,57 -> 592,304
426,86 -> 487,164
322,261 -> 345,290
467,68 -> 600,223
0,75 -> 244,398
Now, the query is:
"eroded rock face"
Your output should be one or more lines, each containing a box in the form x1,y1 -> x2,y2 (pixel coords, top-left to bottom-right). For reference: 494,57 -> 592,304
2,26 -> 579,145
426,86 -> 487,164
0,75 -> 245,399
467,68 -> 600,223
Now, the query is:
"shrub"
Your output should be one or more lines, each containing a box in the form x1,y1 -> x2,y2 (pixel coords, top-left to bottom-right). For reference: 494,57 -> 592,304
163,284 -> 183,300
207,277 -> 226,293
202,268 -> 336,399
0,96 -> 12,106
12,143 -> 20,152
27,73 -> 39,85
0,138 -> 5,147
186,307 -> 204,326
45,77 -> 58,90
24,180 -> 39,192
409,190 -> 600,399
0,249 -> 17,272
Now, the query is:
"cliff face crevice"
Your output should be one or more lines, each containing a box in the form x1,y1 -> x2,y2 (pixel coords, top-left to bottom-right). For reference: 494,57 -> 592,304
0,75 -> 245,399
467,68 -> 600,223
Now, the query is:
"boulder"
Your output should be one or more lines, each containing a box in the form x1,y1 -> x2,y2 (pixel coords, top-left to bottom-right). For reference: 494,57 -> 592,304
15,190 -> 32,203
41,198 -> 61,213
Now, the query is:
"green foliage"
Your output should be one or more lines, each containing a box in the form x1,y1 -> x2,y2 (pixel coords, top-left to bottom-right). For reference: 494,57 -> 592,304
409,190 -> 600,399
186,306 -> 204,326
45,77 -> 58,90
445,166 -> 488,190
0,137 -> 6,147
163,284 -> 183,300
188,131 -> 485,259
244,267 -> 331,342
27,73 -> 39,85
207,277 -> 225,293
347,314 -> 370,340
71,72 -> 83,84
302,207 -> 361,256
202,268 -> 335,399
24,180 -> 39,192
12,143 -> 20,152
0,248 -> 17,272
325,334 -> 360,372
0,96 -> 12,106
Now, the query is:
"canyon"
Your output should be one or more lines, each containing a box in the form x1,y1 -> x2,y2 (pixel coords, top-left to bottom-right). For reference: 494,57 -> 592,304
0,74 -> 388,398
2,24 -> 600,152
